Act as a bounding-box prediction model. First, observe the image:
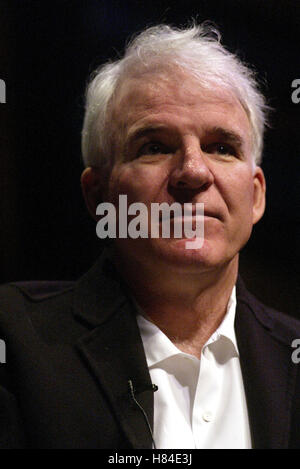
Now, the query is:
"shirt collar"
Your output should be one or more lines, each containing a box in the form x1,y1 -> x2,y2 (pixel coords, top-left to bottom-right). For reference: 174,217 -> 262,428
205,286 -> 238,350
136,286 -> 239,368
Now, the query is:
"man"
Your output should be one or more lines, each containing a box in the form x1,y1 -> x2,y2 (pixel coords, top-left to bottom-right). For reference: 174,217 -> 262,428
0,23 -> 299,449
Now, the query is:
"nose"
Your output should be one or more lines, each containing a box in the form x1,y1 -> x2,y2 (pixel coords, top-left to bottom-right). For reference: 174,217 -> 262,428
169,141 -> 214,192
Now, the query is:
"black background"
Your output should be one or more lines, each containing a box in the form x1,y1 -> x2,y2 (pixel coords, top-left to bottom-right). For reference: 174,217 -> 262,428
0,0 -> 299,316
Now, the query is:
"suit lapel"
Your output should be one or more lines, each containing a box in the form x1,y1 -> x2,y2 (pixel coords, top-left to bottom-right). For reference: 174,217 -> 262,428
235,279 -> 297,449
72,250 -> 154,449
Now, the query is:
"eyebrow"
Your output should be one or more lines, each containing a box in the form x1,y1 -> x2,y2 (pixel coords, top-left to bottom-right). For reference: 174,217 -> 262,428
124,123 -> 246,152
126,124 -> 169,145
123,124 -> 171,158
205,126 -> 245,150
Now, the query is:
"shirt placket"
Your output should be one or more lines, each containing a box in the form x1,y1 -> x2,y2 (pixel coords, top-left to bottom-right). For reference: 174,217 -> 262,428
192,345 -> 221,448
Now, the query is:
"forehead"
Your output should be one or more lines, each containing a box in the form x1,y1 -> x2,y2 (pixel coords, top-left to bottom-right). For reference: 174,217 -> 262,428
111,71 -> 252,146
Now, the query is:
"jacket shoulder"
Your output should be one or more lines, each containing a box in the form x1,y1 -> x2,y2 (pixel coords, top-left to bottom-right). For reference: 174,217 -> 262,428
0,280 -> 75,308
237,276 -> 300,344
0,281 -> 81,345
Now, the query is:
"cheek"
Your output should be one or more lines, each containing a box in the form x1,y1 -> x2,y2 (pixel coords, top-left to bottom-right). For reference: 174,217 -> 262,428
108,164 -> 167,205
220,170 -> 255,216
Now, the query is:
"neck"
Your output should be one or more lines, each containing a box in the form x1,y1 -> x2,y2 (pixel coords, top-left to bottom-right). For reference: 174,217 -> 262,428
114,248 -> 239,358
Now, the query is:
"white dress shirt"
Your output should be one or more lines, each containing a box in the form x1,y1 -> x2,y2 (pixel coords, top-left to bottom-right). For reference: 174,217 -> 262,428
136,287 -> 252,449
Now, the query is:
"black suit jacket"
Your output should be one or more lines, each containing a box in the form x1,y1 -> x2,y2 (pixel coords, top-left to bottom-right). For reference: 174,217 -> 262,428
0,250 -> 299,449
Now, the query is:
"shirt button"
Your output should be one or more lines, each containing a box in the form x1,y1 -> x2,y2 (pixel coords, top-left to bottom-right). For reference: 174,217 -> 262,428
202,411 -> 213,422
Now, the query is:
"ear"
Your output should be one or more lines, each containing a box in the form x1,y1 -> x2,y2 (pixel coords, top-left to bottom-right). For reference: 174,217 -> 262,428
252,166 -> 266,225
81,167 -> 105,221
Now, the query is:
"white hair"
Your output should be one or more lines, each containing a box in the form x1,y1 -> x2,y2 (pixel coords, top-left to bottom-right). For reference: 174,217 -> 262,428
81,23 -> 269,168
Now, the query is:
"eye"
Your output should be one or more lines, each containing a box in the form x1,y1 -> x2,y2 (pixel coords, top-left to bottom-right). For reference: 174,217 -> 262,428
203,143 -> 237,157
137,142 -> 171,157
215,144 -> 232,155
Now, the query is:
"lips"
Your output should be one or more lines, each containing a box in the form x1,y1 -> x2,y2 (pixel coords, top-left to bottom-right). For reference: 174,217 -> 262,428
153,200 -> 223,224
171,207 -> 221,220
203,211 -> 221,220
156,210 -> 222,230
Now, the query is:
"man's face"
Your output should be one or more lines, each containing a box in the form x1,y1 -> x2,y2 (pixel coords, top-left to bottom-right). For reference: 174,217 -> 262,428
100,71 -> 265,274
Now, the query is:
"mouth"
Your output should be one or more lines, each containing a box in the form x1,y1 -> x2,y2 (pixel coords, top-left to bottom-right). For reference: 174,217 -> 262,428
168,208 -> 221,221
153,205 -> 221,237
153,202 -> 222,225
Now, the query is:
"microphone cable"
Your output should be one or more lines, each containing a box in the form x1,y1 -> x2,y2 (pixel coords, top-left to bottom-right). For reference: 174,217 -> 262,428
128,379 -> 158,450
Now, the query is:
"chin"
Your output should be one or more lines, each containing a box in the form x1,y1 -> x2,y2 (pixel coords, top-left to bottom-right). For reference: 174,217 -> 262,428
151,237 -> 234,272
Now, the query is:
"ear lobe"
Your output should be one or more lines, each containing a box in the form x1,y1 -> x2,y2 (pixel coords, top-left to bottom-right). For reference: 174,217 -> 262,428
252,166 -> 266,225
81,167 -> 104,221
